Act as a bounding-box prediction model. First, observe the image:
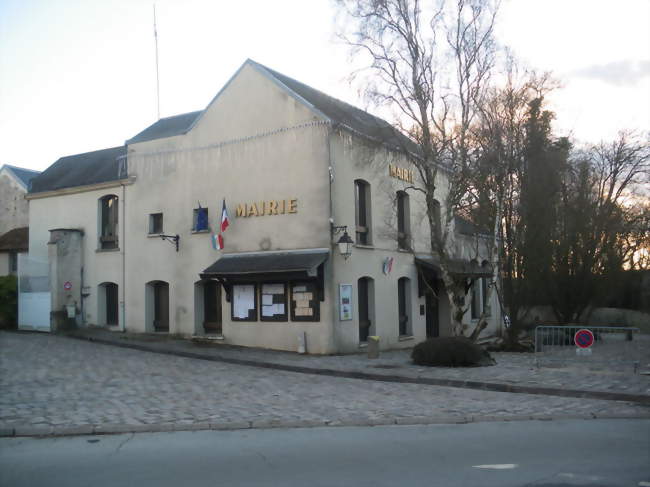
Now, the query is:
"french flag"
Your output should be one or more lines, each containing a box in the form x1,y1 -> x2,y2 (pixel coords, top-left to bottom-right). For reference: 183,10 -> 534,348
220,199 -> 230,233
212,232 -> 224,250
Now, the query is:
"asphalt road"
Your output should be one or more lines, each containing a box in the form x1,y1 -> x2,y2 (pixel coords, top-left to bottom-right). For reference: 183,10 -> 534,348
1,419 -> 648,487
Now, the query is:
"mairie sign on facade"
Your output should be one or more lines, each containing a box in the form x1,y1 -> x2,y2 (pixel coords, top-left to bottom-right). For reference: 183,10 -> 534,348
389,164 -> 415,183
236,199 -> 298,217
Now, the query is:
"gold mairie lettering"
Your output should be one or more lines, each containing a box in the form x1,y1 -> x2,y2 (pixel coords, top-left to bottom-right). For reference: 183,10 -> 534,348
279,200 -> 285,214
236,204 -> 247,217
267,200 -> 278,215
258,201 -> 265,216
288,198 -> 298,214
248,203 -> 259,217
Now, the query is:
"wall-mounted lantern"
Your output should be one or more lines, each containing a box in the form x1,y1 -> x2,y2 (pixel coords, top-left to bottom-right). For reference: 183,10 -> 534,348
332,225 -> 353,260
160,233 -> 180,252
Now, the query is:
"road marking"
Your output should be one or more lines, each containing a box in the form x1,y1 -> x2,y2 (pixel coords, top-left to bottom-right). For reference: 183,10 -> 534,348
472,464 -> 517,470
559,473 -> 601,481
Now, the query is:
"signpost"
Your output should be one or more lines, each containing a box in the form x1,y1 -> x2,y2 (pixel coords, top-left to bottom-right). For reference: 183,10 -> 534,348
63,281 -> 72,291
574,328 -> 594,356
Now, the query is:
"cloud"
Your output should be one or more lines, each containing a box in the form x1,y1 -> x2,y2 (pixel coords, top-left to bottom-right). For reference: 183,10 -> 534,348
571,60 -> 650,86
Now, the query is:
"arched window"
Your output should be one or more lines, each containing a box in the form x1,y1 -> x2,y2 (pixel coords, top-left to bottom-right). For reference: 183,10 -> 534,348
396,191 -> 410,250
98,195 -> 118,249
354,179 -> 372,245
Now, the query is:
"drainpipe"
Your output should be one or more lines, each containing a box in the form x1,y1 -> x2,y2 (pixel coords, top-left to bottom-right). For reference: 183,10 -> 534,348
121,181 -> 126,332
327,124 -> 340,353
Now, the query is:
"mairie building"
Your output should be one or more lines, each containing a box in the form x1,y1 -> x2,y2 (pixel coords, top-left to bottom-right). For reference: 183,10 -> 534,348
25,59 -> 501,354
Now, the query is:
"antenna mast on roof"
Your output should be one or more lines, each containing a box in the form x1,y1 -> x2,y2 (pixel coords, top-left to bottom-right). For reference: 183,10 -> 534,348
153,3 -> 161,120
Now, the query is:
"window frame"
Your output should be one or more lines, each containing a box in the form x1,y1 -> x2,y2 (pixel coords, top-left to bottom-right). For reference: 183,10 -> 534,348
149,213 -> 163,235
231,283 -> 258,322
354,179 -> 372,245
471,279 -> 481,320
481,277 -> 491,317
396,191 -> 411,250
290,281 -> 320,322
260,282 -> 288,322
99,195 -> 119,250
192,207 -> 209,232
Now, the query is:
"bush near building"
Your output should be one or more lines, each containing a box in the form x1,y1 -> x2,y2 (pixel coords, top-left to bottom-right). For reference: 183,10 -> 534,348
412,337 -> 494,367
0,275 -> 17,329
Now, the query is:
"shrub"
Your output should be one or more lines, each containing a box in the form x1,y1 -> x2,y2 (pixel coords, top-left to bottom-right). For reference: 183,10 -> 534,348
0,275 -> 18,329
411,336 -> 495,367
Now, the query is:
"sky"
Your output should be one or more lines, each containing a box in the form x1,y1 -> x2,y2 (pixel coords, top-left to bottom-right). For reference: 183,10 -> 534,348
1,0 -> 648,172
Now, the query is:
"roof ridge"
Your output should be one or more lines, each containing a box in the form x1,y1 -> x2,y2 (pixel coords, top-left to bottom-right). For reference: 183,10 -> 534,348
57,146 -> 125,160
158,109 -> 203,121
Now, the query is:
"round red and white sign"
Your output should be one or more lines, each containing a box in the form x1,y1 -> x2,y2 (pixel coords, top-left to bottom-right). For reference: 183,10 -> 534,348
574,329 -> 594,349
63,281 -> 72,291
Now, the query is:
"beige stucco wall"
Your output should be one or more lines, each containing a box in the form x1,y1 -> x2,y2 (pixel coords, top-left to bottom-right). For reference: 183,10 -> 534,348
328,129 -> 501,350
28,185 -> 125,329
124,62 -> 335,353
0,168 -> 29,236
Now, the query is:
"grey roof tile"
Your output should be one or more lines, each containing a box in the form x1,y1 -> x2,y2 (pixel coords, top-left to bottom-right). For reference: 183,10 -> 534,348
202,248 -> 329,276
29,146 -> 126,193
126,111 -> 203,144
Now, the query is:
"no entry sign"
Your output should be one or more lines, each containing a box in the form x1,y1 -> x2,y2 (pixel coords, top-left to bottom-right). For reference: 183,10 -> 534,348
574,329 -> 595,349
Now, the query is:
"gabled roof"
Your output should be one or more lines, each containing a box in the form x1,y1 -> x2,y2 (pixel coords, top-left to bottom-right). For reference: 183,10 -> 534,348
0,165 -> 41,190
124,59 -> 419,155
0,227 -> 28,252
126,110 -> 203,145
29,146 -> 127,194
250,60 -> 420,154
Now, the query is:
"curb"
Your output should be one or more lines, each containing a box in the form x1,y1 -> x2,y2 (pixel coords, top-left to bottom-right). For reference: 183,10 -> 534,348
3,413 -> 650,439
67,333 -> 650,405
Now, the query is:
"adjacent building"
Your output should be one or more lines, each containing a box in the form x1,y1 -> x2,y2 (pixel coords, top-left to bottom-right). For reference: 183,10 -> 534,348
25,59 -> 500,353
0,164 -> 40,275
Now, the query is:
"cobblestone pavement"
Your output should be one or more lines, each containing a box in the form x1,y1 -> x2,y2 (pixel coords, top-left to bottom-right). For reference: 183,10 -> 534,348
1,332 -> 648,431
72,328 -> 650,397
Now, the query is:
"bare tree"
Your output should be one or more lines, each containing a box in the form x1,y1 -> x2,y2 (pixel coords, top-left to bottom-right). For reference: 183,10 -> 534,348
464,58 -> 558,341
550,131 -> 650,322
336,0 -> 500,336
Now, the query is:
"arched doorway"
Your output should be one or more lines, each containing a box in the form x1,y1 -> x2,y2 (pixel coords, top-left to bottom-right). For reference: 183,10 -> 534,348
98,282 -> 118,326
358,276 -> 374,343
146,280 -> 169,332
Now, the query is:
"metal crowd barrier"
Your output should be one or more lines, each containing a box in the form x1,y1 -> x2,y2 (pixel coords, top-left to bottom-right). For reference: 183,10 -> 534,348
534,325 -> 647,372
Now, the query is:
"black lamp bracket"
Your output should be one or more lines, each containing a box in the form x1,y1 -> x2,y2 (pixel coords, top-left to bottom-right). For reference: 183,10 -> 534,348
160,234 -> 180,252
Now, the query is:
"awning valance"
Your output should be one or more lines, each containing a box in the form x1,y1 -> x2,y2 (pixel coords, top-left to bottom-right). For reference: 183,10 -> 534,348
414,254 -> 493,278
200,248 -> 329,280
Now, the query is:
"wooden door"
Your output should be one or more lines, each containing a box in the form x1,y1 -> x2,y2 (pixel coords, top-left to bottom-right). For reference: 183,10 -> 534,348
203,281 -> 222,334
358,278 -> 371,342
153,282 -> 169,332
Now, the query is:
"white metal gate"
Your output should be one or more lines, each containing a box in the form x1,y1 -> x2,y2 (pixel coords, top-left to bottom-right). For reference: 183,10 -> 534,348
534,325 -> 648,372
18,254 -> 51,331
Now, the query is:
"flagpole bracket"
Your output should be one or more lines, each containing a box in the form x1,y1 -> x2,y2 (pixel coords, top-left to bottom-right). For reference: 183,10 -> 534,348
160,234 -> 180,252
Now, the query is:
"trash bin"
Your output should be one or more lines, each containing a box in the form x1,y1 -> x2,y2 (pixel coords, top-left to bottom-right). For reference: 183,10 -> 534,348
368,336 -> 380,359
